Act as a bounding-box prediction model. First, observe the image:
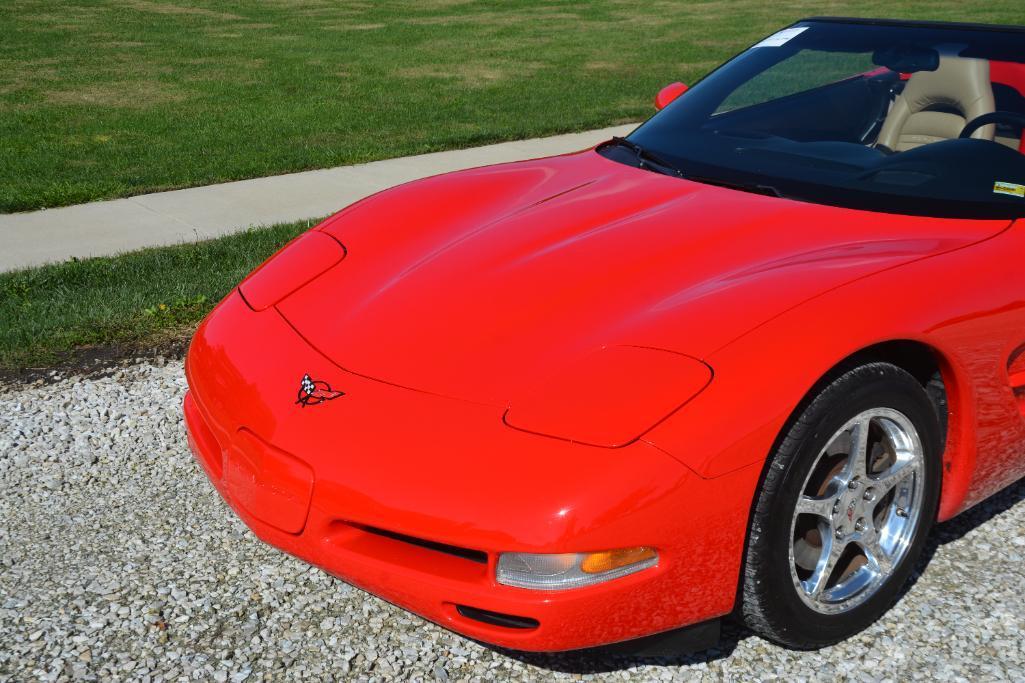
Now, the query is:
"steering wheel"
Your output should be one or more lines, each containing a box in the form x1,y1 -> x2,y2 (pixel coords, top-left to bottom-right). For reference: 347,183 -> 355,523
959,111 -> 1025,139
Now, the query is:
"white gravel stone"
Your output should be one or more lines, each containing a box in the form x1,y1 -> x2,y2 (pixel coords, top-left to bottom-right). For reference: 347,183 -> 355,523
2,359 -> 1025,680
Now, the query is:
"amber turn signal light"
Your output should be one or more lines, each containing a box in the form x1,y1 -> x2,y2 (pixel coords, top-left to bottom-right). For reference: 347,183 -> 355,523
496,547 -> 659,590
580,547 -> 658,574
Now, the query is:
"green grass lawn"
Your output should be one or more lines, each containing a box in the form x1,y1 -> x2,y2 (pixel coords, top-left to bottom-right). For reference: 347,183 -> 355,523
2,0 -> 1023,213
0,219 -> 313,370
3,1 -> 1025,372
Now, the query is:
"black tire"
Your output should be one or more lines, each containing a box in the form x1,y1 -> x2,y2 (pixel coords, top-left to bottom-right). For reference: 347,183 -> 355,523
740,362 -> 942,649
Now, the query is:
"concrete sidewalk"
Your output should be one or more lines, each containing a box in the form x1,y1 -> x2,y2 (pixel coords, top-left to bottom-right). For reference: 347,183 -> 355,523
0,124 -> 636,272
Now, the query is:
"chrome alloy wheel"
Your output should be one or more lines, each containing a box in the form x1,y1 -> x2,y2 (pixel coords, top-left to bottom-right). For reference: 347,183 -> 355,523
788,408 -> 926,614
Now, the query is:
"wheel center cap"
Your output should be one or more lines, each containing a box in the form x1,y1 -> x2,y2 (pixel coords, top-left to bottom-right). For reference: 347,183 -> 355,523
833,489 -> 867,532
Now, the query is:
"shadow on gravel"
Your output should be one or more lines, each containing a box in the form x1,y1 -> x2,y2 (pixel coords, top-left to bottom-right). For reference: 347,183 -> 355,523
491,620 -> 747,675
494,477 -> 1025,675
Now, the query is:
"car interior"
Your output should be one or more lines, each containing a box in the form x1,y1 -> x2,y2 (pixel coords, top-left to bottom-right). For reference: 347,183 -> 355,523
704,54 -> 1025,155
878,56 -> 997,151
608,21 -> 1025,218
872,56 -> 1025,153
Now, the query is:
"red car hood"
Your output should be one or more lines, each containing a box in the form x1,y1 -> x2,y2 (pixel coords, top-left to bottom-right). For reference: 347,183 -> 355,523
277,151 -> 1009,406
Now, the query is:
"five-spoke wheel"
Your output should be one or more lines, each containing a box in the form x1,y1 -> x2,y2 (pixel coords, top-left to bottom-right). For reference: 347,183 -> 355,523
789,408 -> 925,614
741,362 -> 941,648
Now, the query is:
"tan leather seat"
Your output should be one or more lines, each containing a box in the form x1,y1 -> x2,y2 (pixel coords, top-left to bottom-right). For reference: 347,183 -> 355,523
876,56 -> 996,152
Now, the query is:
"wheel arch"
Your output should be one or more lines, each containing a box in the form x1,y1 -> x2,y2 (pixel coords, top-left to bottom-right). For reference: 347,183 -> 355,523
769,338 -> 971,522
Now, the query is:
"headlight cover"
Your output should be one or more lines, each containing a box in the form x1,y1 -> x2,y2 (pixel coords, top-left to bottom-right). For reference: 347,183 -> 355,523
238,230 -> 346,311
504,345 -> 712,448
496,547 -> 659,590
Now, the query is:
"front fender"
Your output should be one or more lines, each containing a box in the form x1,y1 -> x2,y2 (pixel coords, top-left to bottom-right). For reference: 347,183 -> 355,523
644,220 -> 1025,522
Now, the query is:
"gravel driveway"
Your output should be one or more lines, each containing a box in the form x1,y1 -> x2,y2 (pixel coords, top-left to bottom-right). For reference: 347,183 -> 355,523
2,359 -> 1025,681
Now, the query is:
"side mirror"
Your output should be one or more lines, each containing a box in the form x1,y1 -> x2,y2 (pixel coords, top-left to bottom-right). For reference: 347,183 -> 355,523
654,82 -> 688,110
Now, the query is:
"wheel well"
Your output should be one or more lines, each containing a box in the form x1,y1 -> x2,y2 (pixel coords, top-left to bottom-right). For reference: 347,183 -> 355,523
759,340 -> 953,470
836,341 -> 943,390
780,341 -> 951,472
821,341 -> 948,444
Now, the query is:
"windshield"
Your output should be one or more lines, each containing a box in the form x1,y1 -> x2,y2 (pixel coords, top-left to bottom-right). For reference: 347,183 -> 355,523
603,19 -> 1025,218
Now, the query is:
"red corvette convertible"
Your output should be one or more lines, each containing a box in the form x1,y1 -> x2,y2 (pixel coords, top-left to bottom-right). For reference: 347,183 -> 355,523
184,17 -> 1025,654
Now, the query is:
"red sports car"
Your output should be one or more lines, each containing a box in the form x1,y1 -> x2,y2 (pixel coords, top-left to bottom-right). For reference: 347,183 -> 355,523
184,17 -> 1025,654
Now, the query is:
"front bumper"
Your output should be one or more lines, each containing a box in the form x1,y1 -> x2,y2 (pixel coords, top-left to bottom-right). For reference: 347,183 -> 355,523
183,292 -> 760,652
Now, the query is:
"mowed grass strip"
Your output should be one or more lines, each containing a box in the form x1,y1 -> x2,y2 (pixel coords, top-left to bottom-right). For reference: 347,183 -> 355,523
0,220 -> 315,370
2,0 -> 1024,213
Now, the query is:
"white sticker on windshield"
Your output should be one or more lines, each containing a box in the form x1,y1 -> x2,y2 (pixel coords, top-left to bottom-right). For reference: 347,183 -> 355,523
753,26 -> 809,48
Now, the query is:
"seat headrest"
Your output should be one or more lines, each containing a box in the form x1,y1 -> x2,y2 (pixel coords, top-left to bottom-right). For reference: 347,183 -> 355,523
902,56 -> 992,116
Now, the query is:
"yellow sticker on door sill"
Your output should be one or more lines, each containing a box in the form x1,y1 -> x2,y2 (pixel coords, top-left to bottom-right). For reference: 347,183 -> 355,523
994,181 -> 1025,198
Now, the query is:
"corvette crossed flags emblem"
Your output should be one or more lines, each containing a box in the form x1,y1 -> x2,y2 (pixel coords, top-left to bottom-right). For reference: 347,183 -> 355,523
296,373 -> 345,407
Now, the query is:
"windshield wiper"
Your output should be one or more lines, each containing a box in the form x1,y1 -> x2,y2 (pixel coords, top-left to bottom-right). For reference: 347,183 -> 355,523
683,174 -> 784,198
606,137 -> 684,178
604,137 -> 785,198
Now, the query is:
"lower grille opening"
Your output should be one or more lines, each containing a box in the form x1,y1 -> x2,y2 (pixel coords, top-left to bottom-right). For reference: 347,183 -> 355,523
456,605 -> 539,630
356,525 -> 488,565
